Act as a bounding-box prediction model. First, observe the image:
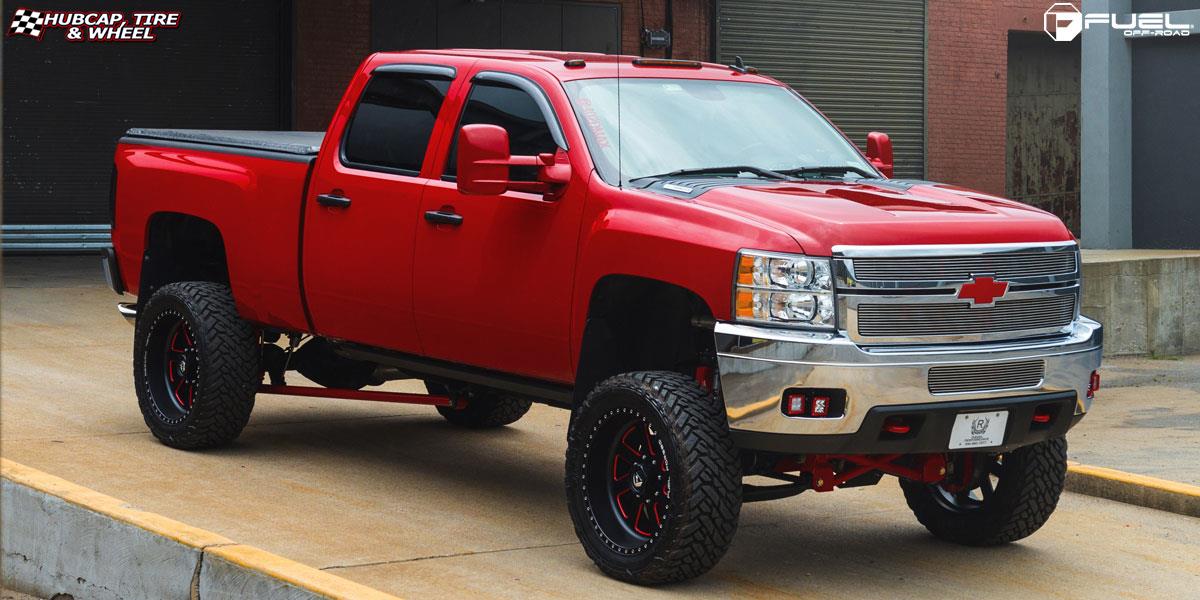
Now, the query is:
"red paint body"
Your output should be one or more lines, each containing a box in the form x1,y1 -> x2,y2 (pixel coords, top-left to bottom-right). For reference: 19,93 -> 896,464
112,50 -> 1075,385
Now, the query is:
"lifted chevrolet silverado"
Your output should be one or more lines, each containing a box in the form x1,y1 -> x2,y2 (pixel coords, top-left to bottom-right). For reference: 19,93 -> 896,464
106,50 -> 1103,584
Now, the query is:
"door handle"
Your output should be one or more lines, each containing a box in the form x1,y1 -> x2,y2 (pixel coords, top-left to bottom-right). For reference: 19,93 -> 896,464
424,209 -> 463,226
317,193 -> 352,208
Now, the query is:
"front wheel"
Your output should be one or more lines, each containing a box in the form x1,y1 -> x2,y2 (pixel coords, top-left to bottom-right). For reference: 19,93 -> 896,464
565,372 -> 741,585
900,437 -> 1067,546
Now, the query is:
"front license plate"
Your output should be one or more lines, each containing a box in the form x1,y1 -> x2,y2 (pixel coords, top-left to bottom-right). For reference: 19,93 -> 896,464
948,411 -> 1009,449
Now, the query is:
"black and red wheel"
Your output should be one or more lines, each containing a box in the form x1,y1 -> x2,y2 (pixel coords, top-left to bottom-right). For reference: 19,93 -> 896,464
144,315 -> 200,420
565,371 -> 741,585
900,437 -> 1067,546
134,282 -> 259,449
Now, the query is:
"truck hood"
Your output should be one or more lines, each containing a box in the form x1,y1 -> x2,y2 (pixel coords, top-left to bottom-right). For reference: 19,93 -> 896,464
684,179 -> 1075,255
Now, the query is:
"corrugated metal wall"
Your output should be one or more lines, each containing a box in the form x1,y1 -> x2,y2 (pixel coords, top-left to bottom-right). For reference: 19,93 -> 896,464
716,0 -> 925,179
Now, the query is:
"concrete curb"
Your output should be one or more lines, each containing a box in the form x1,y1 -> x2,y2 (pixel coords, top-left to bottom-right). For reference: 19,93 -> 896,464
1066,462 -> 1200,518
0,458 -> 401,600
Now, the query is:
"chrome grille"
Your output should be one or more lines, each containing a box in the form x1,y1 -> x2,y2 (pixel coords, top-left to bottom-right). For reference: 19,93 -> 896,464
856,295 -> 1076,338
928,360 -> 1045,394
851,251 -> 1077,281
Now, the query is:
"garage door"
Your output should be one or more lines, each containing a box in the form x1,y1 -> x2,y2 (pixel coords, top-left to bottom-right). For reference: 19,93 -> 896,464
2,1 -> 287,237
716,0 -> 925,179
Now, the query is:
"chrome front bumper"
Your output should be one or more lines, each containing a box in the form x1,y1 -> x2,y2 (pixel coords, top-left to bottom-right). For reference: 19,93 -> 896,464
715,317 -> 1103,444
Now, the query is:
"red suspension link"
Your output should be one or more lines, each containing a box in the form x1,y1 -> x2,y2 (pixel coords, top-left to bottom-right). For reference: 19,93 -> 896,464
777,453 -> 949,492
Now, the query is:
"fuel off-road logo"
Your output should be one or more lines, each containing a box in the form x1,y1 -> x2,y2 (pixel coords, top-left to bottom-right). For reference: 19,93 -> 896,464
8,7 -> 179,42
1044,3 -> 1193,42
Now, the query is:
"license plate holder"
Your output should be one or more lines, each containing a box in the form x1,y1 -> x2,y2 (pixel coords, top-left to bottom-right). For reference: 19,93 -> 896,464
948,411 -> 1009,449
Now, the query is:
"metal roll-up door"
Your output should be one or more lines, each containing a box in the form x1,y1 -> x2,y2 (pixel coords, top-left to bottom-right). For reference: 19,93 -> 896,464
716,0 -> 925,179
2,0 -> 287,251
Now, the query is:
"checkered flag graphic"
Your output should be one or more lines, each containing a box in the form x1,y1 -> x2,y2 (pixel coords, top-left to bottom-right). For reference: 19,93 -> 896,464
9,8 -> 45,38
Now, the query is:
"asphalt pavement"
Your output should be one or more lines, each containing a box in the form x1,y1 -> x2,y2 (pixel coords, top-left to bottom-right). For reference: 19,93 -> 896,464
3,256 -> 1199,598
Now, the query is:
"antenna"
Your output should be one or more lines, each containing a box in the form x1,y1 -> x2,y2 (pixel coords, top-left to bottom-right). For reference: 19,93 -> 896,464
728,55 -> 758,75
617,51 -> 623,188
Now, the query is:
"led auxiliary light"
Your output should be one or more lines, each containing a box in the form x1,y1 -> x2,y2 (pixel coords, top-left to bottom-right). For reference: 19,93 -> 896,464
734,250 -> 835,329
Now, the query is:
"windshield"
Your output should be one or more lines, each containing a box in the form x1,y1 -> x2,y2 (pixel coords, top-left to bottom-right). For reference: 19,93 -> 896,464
563,78 -> 878,186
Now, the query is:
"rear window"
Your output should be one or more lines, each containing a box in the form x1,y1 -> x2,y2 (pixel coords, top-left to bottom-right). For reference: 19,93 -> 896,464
342,73 -> 451,174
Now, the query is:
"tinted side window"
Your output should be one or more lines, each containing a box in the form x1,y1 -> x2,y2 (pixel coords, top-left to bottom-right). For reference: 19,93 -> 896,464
447,81 -> 556,181
342,74 -> 451,173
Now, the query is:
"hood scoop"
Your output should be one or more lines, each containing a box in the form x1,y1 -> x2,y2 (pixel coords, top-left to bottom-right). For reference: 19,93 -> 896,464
819,186 -> 991,213
641,177 -> 779,199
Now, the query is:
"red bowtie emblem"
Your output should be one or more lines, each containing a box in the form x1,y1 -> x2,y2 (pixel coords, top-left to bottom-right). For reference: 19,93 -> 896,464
957,275 -> 1008,307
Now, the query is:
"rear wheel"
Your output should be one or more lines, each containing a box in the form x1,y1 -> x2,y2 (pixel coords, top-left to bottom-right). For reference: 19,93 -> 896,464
900,437 -> 1067,545
430,383 -> 531,428
134,282 -> 259,449
565,372 -> 741,584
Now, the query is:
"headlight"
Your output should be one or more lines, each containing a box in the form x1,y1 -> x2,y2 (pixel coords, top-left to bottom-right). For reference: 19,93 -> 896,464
734,250 -> 835,329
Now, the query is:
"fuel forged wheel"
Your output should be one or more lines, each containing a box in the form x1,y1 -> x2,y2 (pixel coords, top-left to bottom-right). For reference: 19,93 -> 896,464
134,282 -> 259,449
900,437 -> 1067,546
565,372 -> 741,584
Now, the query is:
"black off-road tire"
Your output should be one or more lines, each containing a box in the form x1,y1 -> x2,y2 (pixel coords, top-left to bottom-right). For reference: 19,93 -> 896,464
134,282 -> 259,449
433,384 -> 532,428
565,371 -> 742,585
900,437 -> 1068,546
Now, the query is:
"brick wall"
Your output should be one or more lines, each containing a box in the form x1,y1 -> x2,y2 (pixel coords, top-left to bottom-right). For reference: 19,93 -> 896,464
292,0 -> 371,131
291,1 -> 711,130
619,0 -> 711,60
926,1 -> 1048,196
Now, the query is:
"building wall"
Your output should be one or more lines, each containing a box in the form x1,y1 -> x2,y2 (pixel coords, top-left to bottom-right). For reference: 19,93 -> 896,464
926,1 -> 1051,196
292,0 -> 711,131
293,0 -> 371,131
621,0 -> 711,61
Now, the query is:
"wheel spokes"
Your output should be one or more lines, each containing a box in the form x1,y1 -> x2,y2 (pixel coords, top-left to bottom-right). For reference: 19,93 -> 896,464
620,424 -> 644,458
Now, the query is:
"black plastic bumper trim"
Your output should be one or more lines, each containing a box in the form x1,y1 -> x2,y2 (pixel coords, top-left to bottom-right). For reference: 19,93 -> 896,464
731,391 -> 1078,455
101,247 -> 124,295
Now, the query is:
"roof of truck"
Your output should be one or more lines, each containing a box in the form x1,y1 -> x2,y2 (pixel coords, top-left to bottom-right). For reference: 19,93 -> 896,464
378,49 -> 781,84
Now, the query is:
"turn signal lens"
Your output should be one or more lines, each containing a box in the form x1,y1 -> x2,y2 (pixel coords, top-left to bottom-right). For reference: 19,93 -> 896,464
734,250 -> 836,329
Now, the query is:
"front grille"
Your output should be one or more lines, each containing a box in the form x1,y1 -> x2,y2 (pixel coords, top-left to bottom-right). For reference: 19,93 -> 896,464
928,360 -> 1045,394
851,251 -> 1077,282
856,295 -> 1076,338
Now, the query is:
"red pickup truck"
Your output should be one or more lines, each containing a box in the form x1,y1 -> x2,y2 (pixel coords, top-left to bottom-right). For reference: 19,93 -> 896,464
106,49 -> 1102,584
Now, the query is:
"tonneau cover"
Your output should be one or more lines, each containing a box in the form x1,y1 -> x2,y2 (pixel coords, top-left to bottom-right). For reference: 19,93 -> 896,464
123,128 -> 324,156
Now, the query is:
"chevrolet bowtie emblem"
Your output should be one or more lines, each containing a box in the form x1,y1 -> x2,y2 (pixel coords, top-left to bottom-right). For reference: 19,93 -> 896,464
957,275 -> 1009,307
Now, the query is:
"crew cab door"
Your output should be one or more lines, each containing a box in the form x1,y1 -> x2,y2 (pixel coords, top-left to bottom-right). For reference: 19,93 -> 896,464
413,70 -> 585,382
302,65 -> 458,353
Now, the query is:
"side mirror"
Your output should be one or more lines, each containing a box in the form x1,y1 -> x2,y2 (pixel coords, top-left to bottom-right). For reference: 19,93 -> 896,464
456,124 -> 571,197
866,132 -> 894,179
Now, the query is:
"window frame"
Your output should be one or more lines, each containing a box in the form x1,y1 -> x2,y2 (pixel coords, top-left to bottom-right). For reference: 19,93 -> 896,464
441,70 -> 568,181
338,63 -> 457,177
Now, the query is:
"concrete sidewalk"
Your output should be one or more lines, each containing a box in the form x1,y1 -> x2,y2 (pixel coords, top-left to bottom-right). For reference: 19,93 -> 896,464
3,255 -> 1200,598
1068,354 -> 1200,486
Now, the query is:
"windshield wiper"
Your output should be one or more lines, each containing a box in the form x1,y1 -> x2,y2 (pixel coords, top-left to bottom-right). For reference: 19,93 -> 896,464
781,165 -> 878,180
631,165 -> 794,183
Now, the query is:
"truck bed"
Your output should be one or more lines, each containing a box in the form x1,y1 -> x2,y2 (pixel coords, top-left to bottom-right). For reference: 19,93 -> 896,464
123,128 -> 324,156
